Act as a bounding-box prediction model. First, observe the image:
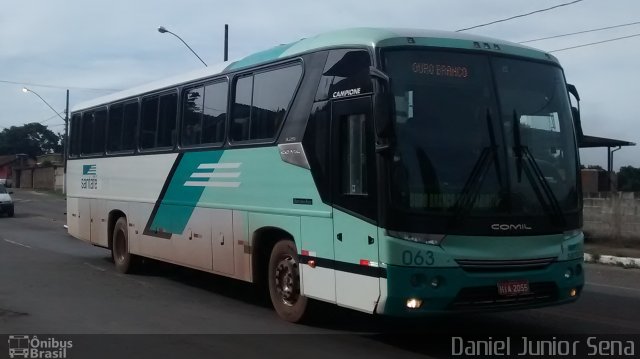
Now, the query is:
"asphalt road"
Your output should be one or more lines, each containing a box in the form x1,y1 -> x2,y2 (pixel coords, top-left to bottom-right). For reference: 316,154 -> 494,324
1,189 -> 639,359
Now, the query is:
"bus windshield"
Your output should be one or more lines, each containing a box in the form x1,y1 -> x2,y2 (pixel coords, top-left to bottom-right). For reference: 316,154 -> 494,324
383,50 -> 579,232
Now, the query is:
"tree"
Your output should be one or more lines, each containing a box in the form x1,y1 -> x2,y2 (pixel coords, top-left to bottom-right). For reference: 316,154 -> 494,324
0,123 -> 62,158
617,166 -> 640,191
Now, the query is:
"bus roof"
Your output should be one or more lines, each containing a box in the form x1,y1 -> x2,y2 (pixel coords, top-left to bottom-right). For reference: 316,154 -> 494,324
73,27 -> 556,112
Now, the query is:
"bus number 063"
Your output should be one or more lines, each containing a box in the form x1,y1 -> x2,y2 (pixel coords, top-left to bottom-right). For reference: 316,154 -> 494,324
402,250 -> 434,266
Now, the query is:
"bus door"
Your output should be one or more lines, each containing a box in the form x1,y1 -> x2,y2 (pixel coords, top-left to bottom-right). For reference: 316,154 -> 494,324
331,96 -> 380,313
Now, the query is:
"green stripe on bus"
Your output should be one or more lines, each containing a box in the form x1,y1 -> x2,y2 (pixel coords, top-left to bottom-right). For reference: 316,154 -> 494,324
150,150 -> 224,235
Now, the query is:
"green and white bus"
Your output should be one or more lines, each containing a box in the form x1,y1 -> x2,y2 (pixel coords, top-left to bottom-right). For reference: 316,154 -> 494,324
67,28 -> 584,322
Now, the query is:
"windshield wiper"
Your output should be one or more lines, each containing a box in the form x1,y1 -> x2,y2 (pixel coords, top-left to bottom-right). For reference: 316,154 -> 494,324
521,147 -> 566,227
449,109 -> 501,227
512,110 -> 524,182
512,110 -> 566,227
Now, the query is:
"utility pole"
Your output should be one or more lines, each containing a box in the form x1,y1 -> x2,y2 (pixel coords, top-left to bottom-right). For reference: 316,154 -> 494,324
21,87 -> 68,194
224,24 -> 229,61
63,89 -> 69,194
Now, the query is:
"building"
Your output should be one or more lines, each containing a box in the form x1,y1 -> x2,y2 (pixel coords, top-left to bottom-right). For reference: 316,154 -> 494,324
0,155 -> 20,187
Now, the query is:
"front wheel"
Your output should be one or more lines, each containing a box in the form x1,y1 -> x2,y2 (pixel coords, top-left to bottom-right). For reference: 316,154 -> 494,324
268,240 -> 308,323
111,217 -> 139,273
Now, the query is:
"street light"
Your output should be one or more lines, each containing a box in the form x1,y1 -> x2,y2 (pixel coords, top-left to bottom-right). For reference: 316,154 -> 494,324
157,26 -> 208,67
22,87 -> 66,122
22,87 -> 69,194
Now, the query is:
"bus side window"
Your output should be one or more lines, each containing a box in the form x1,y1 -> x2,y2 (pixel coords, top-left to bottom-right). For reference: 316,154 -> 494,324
231,64 -> 302,142
230,76 -> 253,142
182,86 -> 204,146
81,111 -> 94,155
251,65 -> 301,140
157,93 -> 177,148
122,101 -> 138,151
107,104 -> 124,152
92,108 -> 107,154
69,114 -> 81,157
181,80 -> 228,147
202,81 -> 227,144
140,96 -> 159,149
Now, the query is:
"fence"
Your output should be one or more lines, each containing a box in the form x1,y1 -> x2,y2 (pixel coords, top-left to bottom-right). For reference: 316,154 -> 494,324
14,165 -> 64,192
583,192 -> 640,243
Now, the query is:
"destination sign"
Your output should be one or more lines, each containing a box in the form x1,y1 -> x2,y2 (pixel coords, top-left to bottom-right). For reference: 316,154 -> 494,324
412,62 -> 469,78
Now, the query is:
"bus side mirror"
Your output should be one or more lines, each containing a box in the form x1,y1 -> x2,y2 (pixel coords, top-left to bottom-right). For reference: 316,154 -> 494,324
571,106 -> 584,143
567,84 -> 580,102
369,66 -> 394,138
566,84 -> 583,143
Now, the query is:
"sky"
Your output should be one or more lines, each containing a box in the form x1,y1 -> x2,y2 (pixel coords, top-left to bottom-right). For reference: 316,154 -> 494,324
1,0 -> 638,169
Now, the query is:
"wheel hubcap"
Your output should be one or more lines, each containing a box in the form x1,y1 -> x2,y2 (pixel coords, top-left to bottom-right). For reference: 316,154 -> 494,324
274,256 -> 300,306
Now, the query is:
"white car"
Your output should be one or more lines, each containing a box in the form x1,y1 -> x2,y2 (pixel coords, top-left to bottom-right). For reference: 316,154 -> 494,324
0,185 -> 14,217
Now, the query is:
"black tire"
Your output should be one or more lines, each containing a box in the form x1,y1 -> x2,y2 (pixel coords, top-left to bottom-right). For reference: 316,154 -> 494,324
7,208 -> 14,217
111,217 -> 138,273
268,240 -> 308,323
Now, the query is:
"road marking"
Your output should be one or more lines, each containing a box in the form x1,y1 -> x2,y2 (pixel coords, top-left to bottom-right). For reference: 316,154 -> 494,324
83,262 -> 107,272
586,281 -> 640,293
3,239 -> 31,249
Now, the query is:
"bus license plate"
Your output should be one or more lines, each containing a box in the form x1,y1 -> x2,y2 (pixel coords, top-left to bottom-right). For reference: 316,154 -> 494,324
497,280 -> 530,296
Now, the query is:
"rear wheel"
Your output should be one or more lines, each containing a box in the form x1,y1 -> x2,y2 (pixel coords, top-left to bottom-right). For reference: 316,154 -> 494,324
268,240 -> 308,323
111,217 -> 138,273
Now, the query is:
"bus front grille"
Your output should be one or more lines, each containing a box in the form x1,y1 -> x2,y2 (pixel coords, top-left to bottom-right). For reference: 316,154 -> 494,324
455,257 -> 557,272
450,282 -> 558,310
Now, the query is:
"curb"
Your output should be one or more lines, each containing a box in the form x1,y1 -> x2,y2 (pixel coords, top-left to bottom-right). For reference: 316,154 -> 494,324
584,253 -> 640,268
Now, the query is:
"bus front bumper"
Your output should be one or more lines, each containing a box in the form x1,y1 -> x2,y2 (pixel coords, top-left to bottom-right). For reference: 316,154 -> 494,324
377,258 -> 584,316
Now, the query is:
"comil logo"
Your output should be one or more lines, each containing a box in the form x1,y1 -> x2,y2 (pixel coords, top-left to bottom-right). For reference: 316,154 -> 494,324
7,335 -> 73,358
491,223 -> 533,231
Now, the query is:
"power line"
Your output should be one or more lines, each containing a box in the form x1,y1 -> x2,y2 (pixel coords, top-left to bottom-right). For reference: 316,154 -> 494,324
0,79 -> 120,92
549,32 -> 640,52
41,112 -> 66,124
519,21 -> 640,43
456,0 -> 585,32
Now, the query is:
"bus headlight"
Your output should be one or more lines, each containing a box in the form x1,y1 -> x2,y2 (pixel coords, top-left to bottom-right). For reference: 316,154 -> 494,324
388,231 -> 445,245
564,268 -> 573,279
